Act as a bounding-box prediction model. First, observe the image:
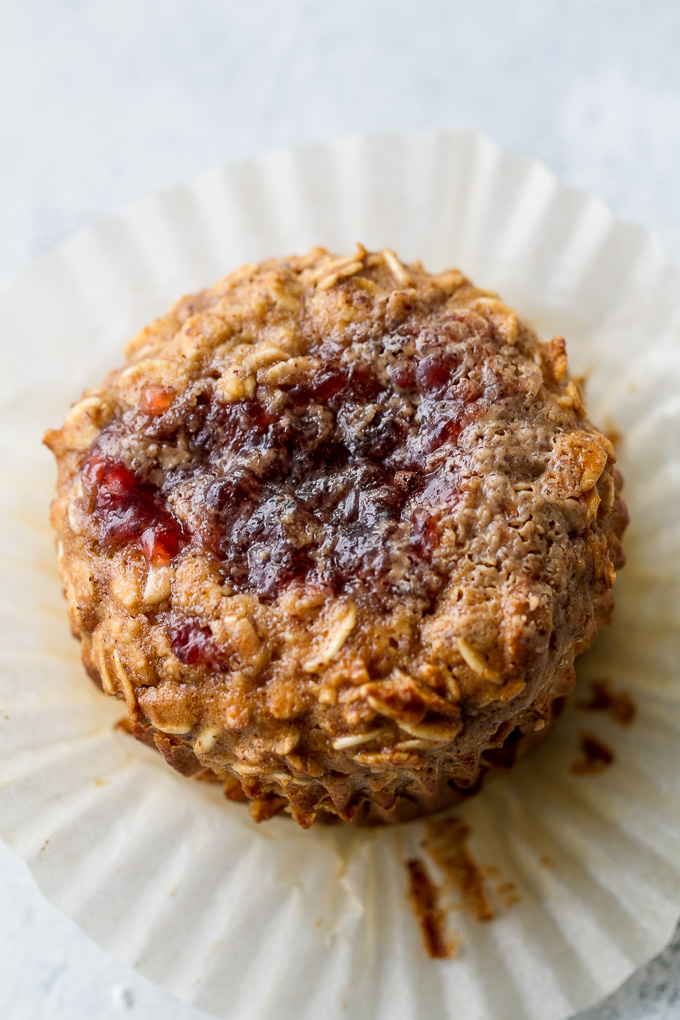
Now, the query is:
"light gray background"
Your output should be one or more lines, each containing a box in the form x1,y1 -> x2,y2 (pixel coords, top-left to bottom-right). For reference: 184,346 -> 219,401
1,1 -> 679,1017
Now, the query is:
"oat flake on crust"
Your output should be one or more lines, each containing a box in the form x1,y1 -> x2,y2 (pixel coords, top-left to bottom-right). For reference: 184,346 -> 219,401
45,246 -> 628,827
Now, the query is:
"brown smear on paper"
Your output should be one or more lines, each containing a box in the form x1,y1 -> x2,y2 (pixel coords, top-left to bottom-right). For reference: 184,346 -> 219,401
424,815 -> 495,922
578,679 -> 636,727
488,872 -> 521,909
406,814 -> 519,959
406,858 -> 458,959
571,732 -> 615,775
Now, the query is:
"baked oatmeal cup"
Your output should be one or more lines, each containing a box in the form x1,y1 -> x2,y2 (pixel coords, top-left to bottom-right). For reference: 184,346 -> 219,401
45,246 -> 627,826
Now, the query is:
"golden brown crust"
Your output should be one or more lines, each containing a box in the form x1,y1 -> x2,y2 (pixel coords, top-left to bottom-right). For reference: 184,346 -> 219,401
45,247 -> 627,826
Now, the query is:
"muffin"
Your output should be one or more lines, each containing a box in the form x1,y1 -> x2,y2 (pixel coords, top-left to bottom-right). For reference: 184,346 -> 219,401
44,246 -> 627,827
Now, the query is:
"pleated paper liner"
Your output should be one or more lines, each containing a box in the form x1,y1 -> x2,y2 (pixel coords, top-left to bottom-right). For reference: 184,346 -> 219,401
1,131 -> 679,1020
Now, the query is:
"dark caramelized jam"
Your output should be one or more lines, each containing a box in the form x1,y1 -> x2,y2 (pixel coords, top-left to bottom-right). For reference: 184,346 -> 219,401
180,355 -> 472,603
83,321 -> 499,606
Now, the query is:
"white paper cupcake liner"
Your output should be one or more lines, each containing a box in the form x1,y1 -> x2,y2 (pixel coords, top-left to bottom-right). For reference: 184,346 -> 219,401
1,130 -> 679,1020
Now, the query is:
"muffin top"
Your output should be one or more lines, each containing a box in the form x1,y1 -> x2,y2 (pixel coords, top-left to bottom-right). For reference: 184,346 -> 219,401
45,247 -> 627,824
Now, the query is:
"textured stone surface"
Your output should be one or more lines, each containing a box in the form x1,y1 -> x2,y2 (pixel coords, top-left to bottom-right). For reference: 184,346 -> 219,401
1,0 -> 679,1016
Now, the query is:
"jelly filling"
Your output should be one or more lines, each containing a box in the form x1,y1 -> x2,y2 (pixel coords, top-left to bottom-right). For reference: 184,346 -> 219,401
84,336 -> 491,606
